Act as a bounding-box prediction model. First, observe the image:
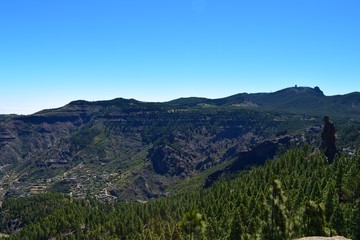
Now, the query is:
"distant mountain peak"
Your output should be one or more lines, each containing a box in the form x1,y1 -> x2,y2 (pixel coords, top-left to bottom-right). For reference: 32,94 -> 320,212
313,86 -> 324,95
275,86 -> 324,96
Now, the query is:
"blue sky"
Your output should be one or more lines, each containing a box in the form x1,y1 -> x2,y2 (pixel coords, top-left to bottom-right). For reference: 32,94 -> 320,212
1,0 -> 359,114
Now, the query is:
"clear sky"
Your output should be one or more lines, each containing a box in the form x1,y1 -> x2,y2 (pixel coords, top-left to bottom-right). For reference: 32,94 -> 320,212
1,0 -> 359,114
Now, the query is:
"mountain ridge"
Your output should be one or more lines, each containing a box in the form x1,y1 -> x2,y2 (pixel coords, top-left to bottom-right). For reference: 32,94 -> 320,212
3,86 -> 360,117
168,86 -> 360,117
50,86 -> 360,118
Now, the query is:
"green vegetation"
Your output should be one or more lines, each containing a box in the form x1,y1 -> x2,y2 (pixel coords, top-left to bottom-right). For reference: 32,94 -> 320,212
1,87 -> 360,239
1,147 -> 359,239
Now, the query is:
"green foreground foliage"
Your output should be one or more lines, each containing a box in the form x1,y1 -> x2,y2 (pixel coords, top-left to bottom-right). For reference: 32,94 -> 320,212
1,147 -> 359,239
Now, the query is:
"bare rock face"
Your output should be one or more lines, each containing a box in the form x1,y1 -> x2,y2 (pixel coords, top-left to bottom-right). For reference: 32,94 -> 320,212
204,135 -> 295,188
0,128 -> 15,146
148,145 -> 192,176
230,135 -> 292,170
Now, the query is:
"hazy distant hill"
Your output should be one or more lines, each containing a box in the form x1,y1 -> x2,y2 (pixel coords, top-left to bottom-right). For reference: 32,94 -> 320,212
169,86 -> 360,117
0,86 -> 359,202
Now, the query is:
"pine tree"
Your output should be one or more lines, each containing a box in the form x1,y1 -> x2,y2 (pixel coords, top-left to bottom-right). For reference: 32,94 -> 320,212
178,210 -> 206,240
302,200 -> 326,236
330,203 -> 344,236
310,182 -> 322,201
335,159 -> 344,199
350,200 -> 360,240
324,183 -> 336,223
229,211 -> 243,240
261,179 -> 288,240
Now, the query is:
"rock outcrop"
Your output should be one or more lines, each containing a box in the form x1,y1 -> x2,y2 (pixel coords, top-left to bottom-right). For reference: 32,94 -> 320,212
148,145 -> 192,176
204,135 -> 296,188
0,128 -> 15,146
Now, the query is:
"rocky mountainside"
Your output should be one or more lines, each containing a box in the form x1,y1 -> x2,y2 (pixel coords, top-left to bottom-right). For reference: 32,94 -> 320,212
0,86 -> 359,202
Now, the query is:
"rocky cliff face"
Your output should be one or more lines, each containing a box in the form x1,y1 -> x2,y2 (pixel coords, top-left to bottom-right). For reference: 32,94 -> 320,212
204,135 -> 298,187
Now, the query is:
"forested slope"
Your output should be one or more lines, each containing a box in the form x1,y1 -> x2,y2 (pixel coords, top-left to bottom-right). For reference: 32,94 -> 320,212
1,146 -> 359,239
